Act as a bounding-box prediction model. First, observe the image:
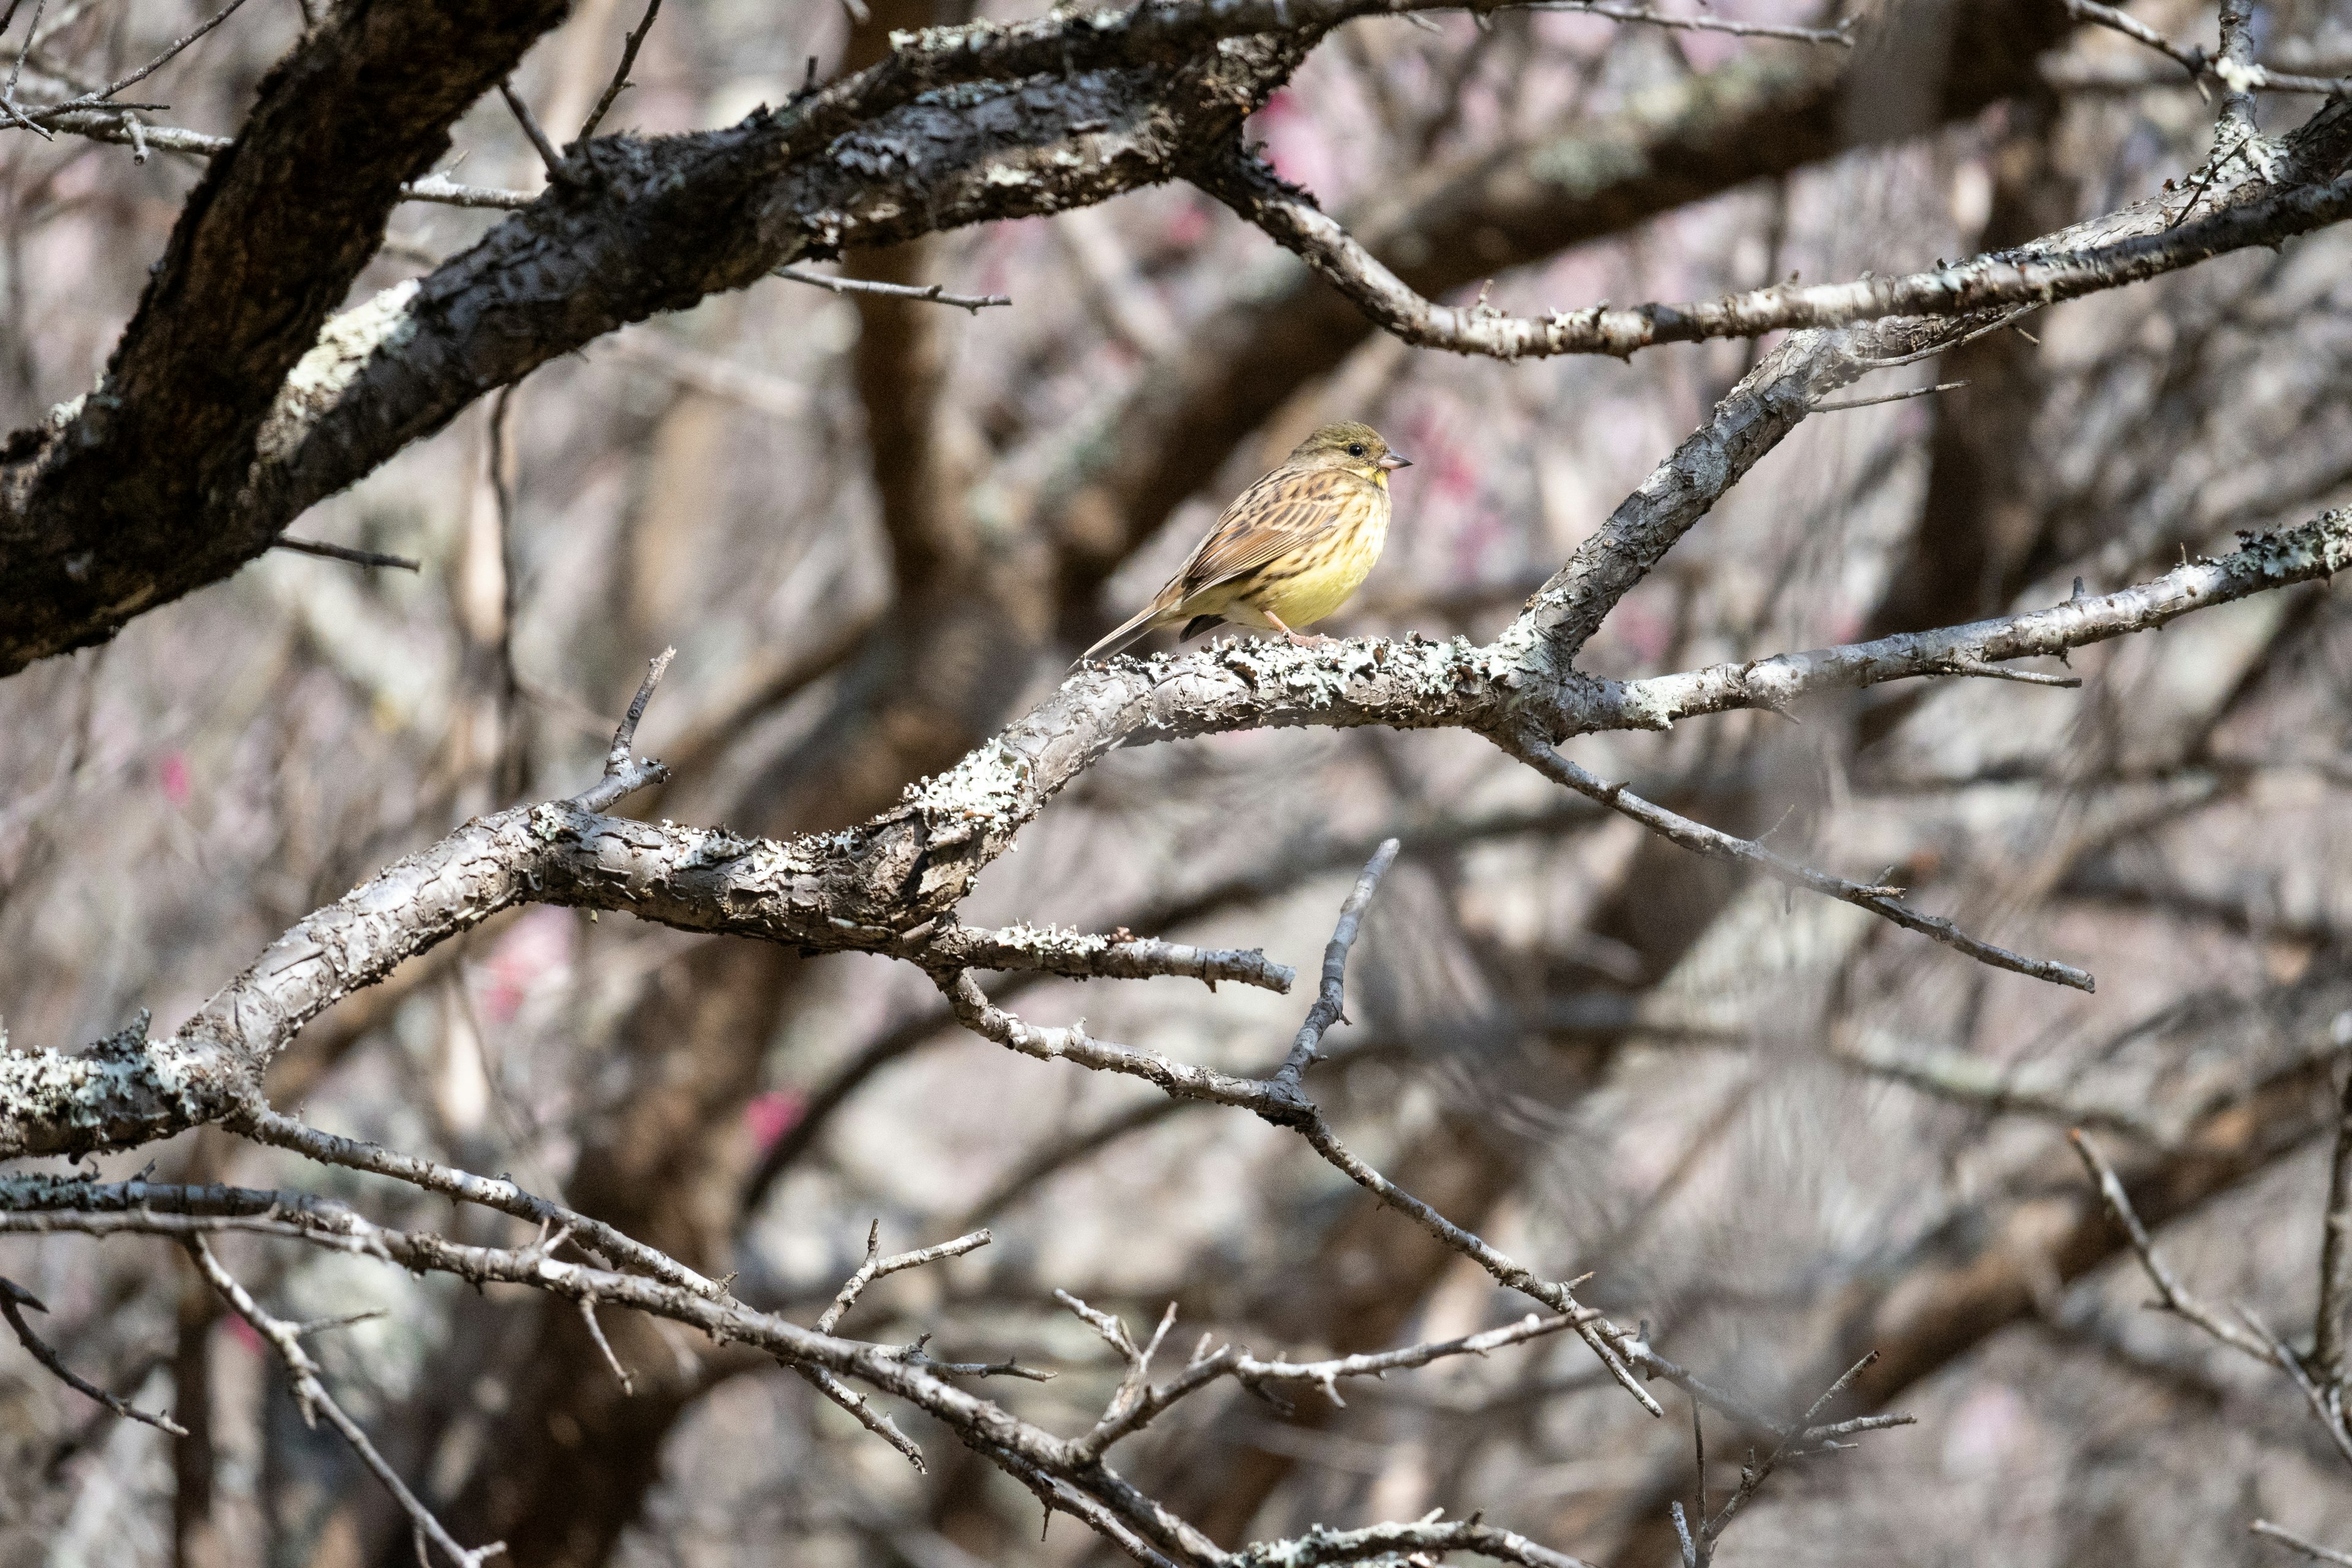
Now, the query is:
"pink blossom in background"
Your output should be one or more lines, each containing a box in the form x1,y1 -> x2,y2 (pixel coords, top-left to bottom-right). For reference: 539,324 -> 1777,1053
1161,199 -> 1212,251
1252,90 -> 1338,196
477,905 -> 574,1026
221,1313 -> 262,1354
743,1089 -> 807,1155
1607,597 -> 1675,666
159,752 -> 190,807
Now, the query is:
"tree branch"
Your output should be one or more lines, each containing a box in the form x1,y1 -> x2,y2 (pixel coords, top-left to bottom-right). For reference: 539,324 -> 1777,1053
1610,507 -> 2352,728
1202,101 -> 2352,362
0,0 -> 575,672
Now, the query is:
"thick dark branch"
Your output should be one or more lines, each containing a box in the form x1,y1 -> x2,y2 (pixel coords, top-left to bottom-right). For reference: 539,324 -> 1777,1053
0,0 -> 573,673
0,0 -> 2078,674
0,0 -> 1325,673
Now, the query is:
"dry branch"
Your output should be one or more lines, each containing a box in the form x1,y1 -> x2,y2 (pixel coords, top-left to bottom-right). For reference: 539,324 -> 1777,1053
1202,101 -> 2352,361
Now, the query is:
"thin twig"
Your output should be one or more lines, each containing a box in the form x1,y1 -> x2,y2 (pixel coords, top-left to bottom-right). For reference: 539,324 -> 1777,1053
1811,380 -> 1968,413
2254,1521 -> 2352,1567
816,1221 -> 993,1333
577,0 -> 662,140
800,1365 -> 929,1471
606,646 -> 676,773
1268,838 -> 1398,1099
4,0 -> 46,105
1201,135 -> 2352,363
232,1109 -> 722,1299
1527,0 -> 1851,43
22,110 -> 536,204
184,1237 -> 505,1567
1514,741 -> 2097,991
573,646 -> 675,811
2057,0 -> 2209,83
2069,1131 -> 2280,1361
578,1296 -> 634,1394
1700,1352 -> 1879,1550
1932,659 -> 2082,687
0,1275 -> 186,1435
772,264 -> 1011,313
273,536 -> 421,571
886,1334 -> 1055,1381
2242,1303 -> 2352,1471
24,0 -> 251,115
498,77 -> 564,181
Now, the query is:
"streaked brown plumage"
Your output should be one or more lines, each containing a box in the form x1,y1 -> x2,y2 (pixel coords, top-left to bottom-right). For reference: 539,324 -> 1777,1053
1077,421 -> 1411,665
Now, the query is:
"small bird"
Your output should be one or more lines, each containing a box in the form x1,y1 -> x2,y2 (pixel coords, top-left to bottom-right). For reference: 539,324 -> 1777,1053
1078,421 -> 1412,665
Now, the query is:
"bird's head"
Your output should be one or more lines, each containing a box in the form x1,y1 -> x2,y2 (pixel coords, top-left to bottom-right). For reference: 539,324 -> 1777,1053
1290,421 -> 1413,486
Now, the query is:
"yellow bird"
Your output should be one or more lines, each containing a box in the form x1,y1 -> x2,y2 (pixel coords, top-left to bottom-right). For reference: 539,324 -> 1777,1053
1078,421 -> 1412,664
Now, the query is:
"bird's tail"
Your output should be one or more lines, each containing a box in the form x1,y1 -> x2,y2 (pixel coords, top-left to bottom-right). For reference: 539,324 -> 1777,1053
1072,603 -> 1168,669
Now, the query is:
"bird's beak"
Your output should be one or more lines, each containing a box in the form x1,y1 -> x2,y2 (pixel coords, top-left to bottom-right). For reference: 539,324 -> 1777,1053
1378,453 -> 1413,472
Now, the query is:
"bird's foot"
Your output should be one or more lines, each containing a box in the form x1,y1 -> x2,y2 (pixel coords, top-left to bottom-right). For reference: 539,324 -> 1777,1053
1264,612 -> 1331,649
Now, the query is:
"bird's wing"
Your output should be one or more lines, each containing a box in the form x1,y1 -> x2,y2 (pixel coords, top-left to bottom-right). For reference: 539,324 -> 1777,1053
1177,466 -> 1368,595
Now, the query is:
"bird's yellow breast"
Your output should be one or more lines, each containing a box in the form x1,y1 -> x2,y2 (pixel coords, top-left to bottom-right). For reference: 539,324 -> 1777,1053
1242,496 -> 1390,629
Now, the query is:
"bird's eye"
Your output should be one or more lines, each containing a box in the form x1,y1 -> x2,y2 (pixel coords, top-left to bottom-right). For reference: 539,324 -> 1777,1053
1348,443 -> 1366,457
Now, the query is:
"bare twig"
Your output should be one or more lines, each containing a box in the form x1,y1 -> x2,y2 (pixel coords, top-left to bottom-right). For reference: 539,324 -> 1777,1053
2057,0 -> 2210,84
0,1275 -> 186,1435
16,0 -> 252,118
498,77 -> 565,181
232,1109 -> 722,1299
1525,0 -> 1850,42
184,1237 -> 505,1567
273,535 -> 421,571
1811,380 -> 1969,413
2070,1130 -> 2281,1361
577,1296 -> 634,1393
772,264 -> 1011,313
1268,838 -> 1398,1099
575,646 -> 675,811
1613,507 -> 2352,726
1,0 -> 40,106
802,1366 -> 930,1471
1697,1354 -> 1880,1556
886,1335 -> 1055,1381
943,971 -> 1286,1111
1513,742 -> 2097,991
34,109 -> 535,203
576,0 -> 662,140
919,924 -> 1294,992
1291,1113 -> 1660,1416
816,1221 -> 993,1334
1232,1517 -> 1597,1568
2255,1521 -> 2352,1567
